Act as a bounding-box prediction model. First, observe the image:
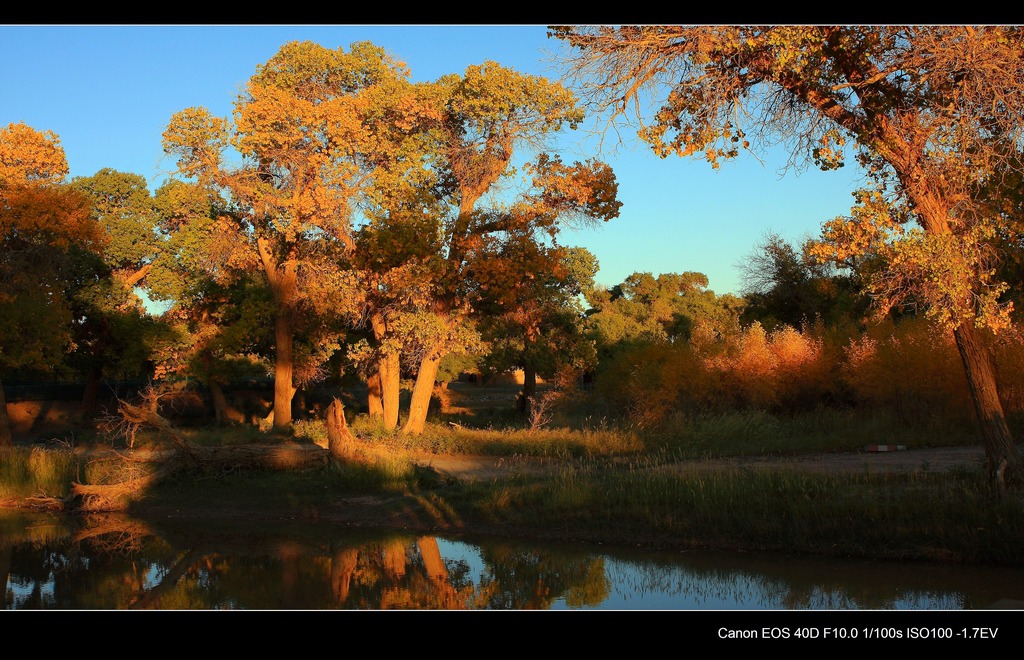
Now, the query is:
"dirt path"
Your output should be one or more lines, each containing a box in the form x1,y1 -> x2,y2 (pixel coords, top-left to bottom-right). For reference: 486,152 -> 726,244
411,445 -> 992,482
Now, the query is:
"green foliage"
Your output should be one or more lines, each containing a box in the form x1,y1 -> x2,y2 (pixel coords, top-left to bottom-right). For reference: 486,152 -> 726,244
586,271 -> 743,361
1,125 -> 106,390
70,169 -> 160,272
741,231 -> 869,332
437,353 -> 481,384
476,245 -> 600,385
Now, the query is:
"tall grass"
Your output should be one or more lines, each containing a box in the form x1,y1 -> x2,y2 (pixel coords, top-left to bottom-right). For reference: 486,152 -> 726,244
648,408 -> 981,458
4,415 -> 1019,565
0,447 -> 78,499
293,415 -> 644,458
452,458 -> 1023,565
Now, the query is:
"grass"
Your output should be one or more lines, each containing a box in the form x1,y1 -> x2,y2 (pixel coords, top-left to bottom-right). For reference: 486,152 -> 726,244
0,446 -> 78,500
443,460 -> 1023,565
3,398 -> 1022,566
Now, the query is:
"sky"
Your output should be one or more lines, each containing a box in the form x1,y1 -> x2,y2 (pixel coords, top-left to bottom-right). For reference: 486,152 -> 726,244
0,24 -> 872,296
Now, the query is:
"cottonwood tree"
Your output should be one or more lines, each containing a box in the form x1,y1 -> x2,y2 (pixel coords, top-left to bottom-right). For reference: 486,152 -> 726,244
346,162 -> 448,430
162,41 -> 425,428
0,122 -> 101,443
403,151 -> 618,435
552,26 -> 1024,485
395,150 -> 618,435
475,243 -> 600,414
352,62 -> 620,435
67,169 -> 169,418
141,179 -> 269,424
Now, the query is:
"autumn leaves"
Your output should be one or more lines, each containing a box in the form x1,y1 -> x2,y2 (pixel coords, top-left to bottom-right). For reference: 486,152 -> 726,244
158,42 -> 619,434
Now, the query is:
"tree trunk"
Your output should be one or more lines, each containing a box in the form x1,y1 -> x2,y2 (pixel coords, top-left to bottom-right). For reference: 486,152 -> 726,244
330,546 -> 359,603
521,364 -> 537,417
383,540 -> 408,578
273,307 -> 294,428
416,536 -> 448,581
953,323 -> 1021,489
369,313 -> 401,431
0,374 -> 11,446
209,379 -> 229,426
902,177 -> 1020,489
256,238 -> 298,430
367,369 -> 384,419
402,350 -> 442,436
380,352 -> 401,431
81,364 -> 103,422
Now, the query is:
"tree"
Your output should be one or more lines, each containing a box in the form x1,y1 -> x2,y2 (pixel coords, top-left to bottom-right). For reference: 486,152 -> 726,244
0,122 -> 101,443
145,179 -> 273,424
739,231 -> 869,332
586,270 -> 744,358
353,62 -> 620,435
552,26 -> 1024,485
475,243 -> 600,415
67,169 -> 170,418
348,170 -> 448,430
162,41 -> 421,429
398,149 -> 619,435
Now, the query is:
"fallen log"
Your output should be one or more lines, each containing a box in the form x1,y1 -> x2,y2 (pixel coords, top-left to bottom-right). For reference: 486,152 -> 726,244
67,400 -> 328,513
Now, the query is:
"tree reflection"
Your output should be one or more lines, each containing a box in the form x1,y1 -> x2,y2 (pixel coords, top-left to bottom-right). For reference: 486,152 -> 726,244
2,513 -> 1017,610
474,543 -> 610,609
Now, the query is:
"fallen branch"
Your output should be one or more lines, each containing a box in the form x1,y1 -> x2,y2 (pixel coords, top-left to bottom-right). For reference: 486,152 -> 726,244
326,398 -> 358,462
67,398 -> 328,513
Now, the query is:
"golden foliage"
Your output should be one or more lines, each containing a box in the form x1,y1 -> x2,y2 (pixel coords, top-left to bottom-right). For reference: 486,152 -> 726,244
705,323 -> 832,411
0,121 -> 69,185
842,317 -> 972,424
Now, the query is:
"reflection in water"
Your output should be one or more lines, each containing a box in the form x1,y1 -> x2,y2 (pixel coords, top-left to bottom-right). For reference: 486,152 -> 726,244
2,510 -> 1023,610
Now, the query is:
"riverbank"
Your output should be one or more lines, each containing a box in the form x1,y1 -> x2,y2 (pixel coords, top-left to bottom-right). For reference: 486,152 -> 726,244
3,408 -> 1022,567
84,444 -> 1019,567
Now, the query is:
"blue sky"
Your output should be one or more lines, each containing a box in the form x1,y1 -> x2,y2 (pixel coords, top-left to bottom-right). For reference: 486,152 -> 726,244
1,24 -> 870,295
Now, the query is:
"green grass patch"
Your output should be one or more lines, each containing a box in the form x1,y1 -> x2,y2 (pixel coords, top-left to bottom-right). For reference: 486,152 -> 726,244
4,399 -> 1018,567
647,408 -> 981,458
0,446 -> 79,499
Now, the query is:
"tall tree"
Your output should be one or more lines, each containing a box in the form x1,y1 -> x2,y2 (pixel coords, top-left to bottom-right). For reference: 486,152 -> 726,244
144,179 -> 271,424
476,244 -> 600,414
68,169 -> 167,418
349,170 -> 447,430
398,63 -> 586,435
552,26 -> 1024,484
352,62 -> 620,435
162,41 -> 422,428
0,123 -> 100,443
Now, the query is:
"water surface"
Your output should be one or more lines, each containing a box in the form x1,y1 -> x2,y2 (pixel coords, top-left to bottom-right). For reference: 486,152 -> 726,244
3,510 -> 1023,611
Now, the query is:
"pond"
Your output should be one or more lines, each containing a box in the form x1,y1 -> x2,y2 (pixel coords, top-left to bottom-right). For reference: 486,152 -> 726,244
3,509 -> 1024,614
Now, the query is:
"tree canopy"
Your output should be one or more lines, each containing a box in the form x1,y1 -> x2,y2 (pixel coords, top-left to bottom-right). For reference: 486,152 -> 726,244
0,122 -> 102,443
162,41 -> 421,428
551,25 -> 1024,485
